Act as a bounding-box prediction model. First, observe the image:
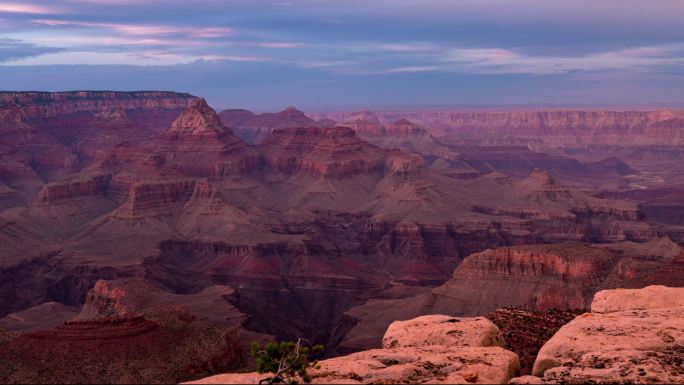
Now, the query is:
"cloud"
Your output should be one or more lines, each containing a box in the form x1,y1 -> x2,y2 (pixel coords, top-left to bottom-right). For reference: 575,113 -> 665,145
31,19 -> 233,38
0,49 -> 270,66
256,42 -> 306,49
385,65 -> 439,73
0,38 -> 62,62
378,43 -> 440,53
443,44 -> 684,75
0,2 -> 59,14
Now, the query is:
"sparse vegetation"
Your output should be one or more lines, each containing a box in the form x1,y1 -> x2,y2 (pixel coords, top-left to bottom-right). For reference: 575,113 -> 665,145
250,339 -> 324,384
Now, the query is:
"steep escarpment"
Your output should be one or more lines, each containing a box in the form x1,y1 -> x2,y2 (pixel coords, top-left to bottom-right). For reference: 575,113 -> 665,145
310,109 -> 684,146
36,174 -> 111,203
0,91 -> 197,197
156,99 -> 259,177
429,239 -> 684,314
98,99 -> 258,179
0,91 -> 195,131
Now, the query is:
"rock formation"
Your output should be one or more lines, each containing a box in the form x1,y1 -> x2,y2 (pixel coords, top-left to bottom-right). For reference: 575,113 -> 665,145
529,285 -> 684,383
259,126 -> 391,178
186,314 -> 521,384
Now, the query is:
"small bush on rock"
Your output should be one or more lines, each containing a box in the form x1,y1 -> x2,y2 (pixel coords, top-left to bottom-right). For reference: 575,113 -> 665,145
250,339 -> 324,384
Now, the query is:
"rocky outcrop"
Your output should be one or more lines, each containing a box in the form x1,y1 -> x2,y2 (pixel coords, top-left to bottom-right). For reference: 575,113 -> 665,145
0,91 -> 196,182
259,126 -> 391,178
78,279 -> 168,319
165,98 -> 227,137
382,314 -> 505,349
187,314 -> 521,384
529,285 -> 684,384
112,179 -> 197,219
219,106 -> 318,143
591,285 -> 684,313
97,100 -> 259,178
109,178 -> 242,220
155,99 -> 259,177
36,174 -> 111,204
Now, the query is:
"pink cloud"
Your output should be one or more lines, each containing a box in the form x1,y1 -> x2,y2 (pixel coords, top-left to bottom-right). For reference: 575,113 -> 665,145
0,2 -> 59,14
31,19 -> 233,38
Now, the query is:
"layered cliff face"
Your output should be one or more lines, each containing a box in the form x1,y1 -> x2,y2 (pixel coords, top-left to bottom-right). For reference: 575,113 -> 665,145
259,126 -> 391,178
430,238 -> 684,315
97,99 -> 258,179
36,174 -> 111,204
155,99 -> 259,178
0,91 -> 195,131
219,106 -> 318,143
310,109 -> 684,146
0,91 -> 197,204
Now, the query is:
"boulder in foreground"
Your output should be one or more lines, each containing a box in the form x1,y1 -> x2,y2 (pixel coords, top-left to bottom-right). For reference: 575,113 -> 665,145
382,314 -> 505,349
530,285 -> 684,384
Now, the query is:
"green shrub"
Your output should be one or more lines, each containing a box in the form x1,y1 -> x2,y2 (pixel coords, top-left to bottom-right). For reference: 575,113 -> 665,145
250,339 -> 324,384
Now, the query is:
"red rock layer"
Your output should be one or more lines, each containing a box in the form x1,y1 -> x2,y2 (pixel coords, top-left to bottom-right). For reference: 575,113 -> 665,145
0,91 -> 196,131
156,99 -> 259,177
310,109 -> 684,145
96,99 -> 259,179
36,174 -> 111,203
25,315 -> 159,341
113,179 -> 197,219
259,126 -> 390,178
0,310 -> 244,384
430,241 -> 684,314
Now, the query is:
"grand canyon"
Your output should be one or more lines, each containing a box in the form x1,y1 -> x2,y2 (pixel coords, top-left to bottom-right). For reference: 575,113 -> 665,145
1,90 -> 683,383
2,0 -> 684,383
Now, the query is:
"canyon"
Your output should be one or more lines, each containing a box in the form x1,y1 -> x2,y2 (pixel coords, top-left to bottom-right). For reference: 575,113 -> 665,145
1,91 -> 683,383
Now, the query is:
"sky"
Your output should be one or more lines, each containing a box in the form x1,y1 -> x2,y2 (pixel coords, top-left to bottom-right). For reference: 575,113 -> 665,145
1,0 -> 684,111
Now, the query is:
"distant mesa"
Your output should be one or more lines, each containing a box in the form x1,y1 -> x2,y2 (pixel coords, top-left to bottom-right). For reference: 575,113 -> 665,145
219,105 -> 318,143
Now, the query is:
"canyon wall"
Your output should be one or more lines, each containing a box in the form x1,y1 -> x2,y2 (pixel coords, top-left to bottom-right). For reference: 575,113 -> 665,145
309,109 -> 684,146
